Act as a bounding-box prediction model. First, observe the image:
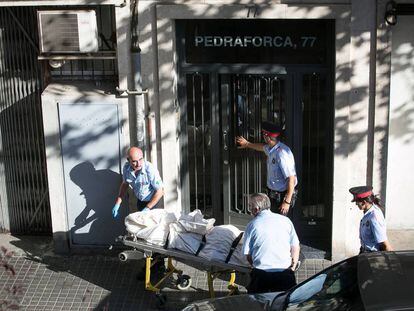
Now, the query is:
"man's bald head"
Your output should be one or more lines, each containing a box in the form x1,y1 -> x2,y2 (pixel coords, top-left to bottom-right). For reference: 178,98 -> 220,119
127,147 -> 144,171
128,147 -> 143,158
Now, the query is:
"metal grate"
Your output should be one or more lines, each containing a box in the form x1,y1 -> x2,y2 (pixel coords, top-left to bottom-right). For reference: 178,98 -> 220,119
40,13 -> 80,52
230,75 -> 286,214
0,7 -> 51,234
186,73 -> 212,217
301,73 -> 327,219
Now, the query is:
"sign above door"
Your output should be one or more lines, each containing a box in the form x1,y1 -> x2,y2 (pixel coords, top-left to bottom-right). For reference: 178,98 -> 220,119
178,19 -> 334,65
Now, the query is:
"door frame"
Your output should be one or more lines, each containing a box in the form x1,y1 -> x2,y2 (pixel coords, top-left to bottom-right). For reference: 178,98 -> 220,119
178,65 -> 333,227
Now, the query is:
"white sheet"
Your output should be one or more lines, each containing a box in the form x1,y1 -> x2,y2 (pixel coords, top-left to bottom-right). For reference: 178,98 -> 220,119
178,209 -> 215,235
167,222 -> 204,254
124,210 -> 250,267
125,209 -> 178,246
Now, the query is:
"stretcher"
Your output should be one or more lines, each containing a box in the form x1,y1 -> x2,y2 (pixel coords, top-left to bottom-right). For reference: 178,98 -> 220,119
117,235 -> 251,308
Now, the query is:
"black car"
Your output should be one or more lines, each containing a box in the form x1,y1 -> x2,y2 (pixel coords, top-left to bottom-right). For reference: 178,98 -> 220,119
182,251 -> 414,311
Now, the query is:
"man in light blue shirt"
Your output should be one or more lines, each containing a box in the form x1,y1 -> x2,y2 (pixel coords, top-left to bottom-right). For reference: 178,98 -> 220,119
112,147 -> 165,278
112,147 -> 164,217
236,122 -> 297,215
243,193 -> 300,294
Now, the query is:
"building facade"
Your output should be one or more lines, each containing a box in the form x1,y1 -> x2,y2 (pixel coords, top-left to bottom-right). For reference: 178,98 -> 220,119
0,0 -> 413,261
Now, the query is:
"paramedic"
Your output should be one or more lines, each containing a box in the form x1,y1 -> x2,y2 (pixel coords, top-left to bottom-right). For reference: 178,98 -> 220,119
112,146 -> 165,278
243,193 -> 300,294
112,146 -> 164,217
349,186 -> 393,253
236,121 -> 297,216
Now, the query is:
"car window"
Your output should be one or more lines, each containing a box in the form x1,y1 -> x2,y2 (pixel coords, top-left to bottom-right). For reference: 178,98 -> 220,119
283,257 -> 364,311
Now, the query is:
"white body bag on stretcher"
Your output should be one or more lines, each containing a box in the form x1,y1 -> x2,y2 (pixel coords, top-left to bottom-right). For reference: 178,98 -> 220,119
177,209 -> 215,234
167,209 -> 216,254
198,225 -> 250,267
167,222 -> 249,268
124,209 -> 178,246
125,210 -> 249,268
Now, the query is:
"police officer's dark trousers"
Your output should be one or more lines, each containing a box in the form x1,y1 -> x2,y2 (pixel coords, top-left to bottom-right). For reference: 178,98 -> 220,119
268,189 -> 297,217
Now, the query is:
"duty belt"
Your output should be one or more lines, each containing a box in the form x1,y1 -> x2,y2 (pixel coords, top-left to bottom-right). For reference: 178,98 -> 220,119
268,188 -> 298,201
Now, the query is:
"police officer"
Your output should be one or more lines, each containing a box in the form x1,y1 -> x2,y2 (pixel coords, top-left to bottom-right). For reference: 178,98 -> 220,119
243,193 -> 300,293
236,122 -> 297,215
349,186 -> 393,253
112,146 -> 164,217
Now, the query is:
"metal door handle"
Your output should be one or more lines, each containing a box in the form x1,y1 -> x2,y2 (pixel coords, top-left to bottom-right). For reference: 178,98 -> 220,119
223,130 -> 228,150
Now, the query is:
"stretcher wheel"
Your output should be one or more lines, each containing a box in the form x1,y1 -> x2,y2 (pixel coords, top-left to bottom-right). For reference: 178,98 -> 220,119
176,274 -> 192,290
155,293 -> 167,309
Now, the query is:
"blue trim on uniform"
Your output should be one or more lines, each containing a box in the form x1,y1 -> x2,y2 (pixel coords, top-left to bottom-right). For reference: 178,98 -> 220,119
122,161 -> 163,202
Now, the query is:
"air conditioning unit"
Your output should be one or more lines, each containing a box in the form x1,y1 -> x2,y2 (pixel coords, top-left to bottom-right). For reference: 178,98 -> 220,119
38,10 -> 99,53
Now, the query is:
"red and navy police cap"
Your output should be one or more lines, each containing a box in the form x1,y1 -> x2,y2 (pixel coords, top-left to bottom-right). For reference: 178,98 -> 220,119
261,121 -> 282,138
349,186 -> 373,202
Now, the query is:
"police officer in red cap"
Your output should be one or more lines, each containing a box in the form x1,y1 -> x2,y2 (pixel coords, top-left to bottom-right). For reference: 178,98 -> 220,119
349,186 -> 393,253
236,121 -> 297,215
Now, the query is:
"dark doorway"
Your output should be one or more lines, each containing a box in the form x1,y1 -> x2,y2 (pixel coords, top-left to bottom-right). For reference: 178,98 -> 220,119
180,71 -> 332,254
177,19 -> 334,255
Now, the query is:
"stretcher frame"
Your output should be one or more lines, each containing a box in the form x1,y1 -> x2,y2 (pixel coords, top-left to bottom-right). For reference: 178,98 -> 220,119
118,235 -> 251,300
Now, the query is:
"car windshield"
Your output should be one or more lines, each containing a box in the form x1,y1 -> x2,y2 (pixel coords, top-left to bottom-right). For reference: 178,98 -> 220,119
271,256 -> 364,311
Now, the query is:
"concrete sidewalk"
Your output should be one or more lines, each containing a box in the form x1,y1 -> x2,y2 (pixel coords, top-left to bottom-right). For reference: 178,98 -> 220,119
0,234 -> 331,310
1,230 -> 412,310
387,230 -> 414,251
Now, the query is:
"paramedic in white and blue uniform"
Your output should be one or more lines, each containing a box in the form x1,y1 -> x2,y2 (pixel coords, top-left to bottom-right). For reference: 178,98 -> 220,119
112,147 -> 164,217
236,121 -> 297,215
349,186 -> 393,253
243,193 -> 300,293
113,147 -> 165,277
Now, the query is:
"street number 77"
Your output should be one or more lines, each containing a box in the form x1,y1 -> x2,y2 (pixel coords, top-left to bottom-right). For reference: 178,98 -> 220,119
301,36 -> 316,48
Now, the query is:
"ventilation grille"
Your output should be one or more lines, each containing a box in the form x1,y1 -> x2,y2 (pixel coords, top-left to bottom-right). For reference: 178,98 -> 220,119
38,10 -> 98,53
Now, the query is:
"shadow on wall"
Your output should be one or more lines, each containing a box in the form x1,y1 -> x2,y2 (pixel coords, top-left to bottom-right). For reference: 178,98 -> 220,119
69,162 -> 125,246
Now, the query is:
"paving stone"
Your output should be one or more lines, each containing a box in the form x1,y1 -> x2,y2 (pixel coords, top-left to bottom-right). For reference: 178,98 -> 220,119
0,253 -> 331,310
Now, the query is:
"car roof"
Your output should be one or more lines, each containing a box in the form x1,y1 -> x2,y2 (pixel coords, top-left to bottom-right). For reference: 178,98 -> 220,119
358,251 -> 414,311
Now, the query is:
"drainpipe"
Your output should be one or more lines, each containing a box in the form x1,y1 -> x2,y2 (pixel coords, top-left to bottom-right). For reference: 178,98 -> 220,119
131,0 -> 145,151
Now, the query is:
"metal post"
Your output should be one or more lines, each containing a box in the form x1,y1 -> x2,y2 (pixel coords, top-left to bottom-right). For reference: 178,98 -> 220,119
131,0 -> 146,152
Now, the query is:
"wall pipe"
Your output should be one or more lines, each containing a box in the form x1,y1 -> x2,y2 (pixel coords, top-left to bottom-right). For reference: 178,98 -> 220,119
130,0 -> 146,151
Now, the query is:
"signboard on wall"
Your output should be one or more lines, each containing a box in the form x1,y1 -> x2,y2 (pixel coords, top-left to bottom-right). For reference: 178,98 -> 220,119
178,19 -> 334,64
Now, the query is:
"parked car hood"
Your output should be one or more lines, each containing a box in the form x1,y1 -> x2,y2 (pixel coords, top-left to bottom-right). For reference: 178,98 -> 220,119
182,292 -> 283,311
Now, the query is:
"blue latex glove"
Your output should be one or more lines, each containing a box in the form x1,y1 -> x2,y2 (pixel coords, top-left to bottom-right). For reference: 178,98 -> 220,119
141,207 -> 150,212
112,203 -> 121,218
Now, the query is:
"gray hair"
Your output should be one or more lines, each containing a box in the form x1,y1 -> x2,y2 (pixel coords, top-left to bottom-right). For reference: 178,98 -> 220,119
248,193 -> 271,213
